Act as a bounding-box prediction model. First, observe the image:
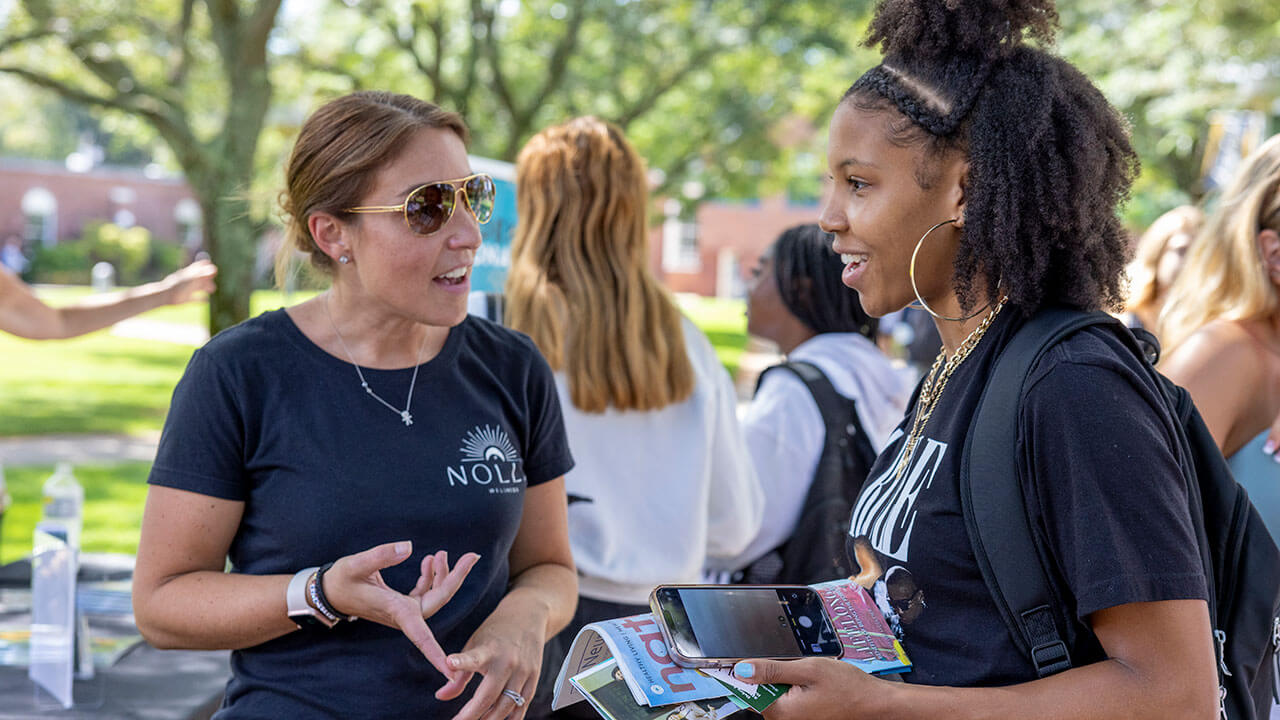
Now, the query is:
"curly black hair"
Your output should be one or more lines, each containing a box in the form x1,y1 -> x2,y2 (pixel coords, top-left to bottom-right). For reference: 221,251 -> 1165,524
843,0 -> 1138,315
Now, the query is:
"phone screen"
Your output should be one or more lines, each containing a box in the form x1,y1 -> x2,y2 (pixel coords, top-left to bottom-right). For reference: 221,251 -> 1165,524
653,586 -> 842,660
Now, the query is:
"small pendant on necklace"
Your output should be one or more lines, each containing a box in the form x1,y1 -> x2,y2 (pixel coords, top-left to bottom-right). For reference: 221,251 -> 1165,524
400,410 -> 414,426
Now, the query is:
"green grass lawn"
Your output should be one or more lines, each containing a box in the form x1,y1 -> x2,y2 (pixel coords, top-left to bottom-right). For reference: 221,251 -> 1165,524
0,286 -> 746,562
2,287 -> 744,437
675,294 -> 748,378
1,463 -> 150,564
0,288 -> 317,437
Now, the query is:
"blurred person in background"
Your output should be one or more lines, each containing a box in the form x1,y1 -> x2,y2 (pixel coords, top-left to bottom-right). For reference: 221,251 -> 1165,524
1160,133 -> 1280,535
0,256 -> 216,340
1122,204 -> 1203,332
714,223 -> 911,584
2,235 -> 28,274
505,116 -> 762,719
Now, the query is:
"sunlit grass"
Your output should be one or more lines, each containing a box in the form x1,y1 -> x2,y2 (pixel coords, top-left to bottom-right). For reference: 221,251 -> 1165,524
0,288 -> 320,437
3,287 -> 746,438
0,288 -> 747,562
676,294 -> 748,378
0,463 -> 150,564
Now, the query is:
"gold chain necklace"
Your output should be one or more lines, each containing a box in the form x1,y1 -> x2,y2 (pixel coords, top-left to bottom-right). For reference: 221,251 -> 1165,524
890,297 -> 1008,485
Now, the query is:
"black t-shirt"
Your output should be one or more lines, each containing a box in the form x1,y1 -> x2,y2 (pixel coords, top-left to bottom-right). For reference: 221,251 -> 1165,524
149,309 -> 574,719
848,309 -> 1208,687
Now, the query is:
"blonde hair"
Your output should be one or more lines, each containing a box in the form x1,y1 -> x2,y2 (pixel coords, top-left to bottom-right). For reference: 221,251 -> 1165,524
505,117 -> 694,413
1124,205 -> 1203,320
1159,134 -> 1280,352
274,91 -> 468,287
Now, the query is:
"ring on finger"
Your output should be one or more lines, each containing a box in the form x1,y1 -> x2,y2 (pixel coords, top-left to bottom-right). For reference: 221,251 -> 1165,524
502,688 -> 526,707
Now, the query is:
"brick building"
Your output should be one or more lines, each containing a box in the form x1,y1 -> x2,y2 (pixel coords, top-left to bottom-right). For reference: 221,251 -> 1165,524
651,195 -> 823,297
0,158 -> 201,251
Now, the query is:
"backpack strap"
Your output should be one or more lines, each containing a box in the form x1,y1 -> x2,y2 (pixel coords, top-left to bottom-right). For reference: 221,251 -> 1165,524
755,360 -> 877,488
961,307 -> 1117,678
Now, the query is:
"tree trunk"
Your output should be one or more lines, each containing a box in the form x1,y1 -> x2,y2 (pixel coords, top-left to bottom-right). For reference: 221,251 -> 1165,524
187,115 -> 261,335
200,189 -> 256,335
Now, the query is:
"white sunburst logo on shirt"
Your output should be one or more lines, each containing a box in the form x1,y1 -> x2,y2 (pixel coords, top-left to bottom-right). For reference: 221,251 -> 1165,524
447,424 -> 526,491
460,424 -> 520,463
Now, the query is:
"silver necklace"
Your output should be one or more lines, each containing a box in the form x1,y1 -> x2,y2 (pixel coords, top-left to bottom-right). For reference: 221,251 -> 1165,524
324,294 -> 430,426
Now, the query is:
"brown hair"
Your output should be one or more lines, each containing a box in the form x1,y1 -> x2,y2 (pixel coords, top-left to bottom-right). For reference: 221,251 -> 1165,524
505,117 -> 694,413
1159,134 -> 1280,352
1123,205 -> 1203,322
274,91 -> 469,286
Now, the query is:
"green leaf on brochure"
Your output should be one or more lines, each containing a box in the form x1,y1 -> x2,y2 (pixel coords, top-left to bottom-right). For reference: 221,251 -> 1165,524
698,670 -> 789,713
721,682 -> 787,713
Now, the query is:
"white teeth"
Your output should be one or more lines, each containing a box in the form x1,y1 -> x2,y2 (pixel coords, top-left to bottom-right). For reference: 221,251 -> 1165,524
841,253 -> 868,265
439,266 -> 468,280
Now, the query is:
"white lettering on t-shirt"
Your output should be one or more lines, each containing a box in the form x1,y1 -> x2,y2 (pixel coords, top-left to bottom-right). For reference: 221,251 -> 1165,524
849,429 -> 947,563
446,424 -> 527,489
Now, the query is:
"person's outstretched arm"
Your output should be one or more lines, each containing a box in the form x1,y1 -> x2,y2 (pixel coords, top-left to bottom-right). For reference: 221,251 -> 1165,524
0,259 -> 216,340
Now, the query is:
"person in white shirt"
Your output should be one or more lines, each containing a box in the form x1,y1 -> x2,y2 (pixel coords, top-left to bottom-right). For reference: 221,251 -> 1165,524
505,116 -> 764,719
718,223 -> 912,578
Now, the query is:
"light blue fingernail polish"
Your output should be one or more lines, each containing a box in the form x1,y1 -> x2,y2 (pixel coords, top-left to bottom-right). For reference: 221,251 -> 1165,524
1264,440 -> 1276,456
733,662 -> 754,679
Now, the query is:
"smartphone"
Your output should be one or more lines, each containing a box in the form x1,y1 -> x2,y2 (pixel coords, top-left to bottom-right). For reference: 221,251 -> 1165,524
649,584 -> 843,668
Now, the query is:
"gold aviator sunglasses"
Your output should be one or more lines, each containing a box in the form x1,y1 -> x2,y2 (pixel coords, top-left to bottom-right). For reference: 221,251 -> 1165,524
345,173 -> 495,236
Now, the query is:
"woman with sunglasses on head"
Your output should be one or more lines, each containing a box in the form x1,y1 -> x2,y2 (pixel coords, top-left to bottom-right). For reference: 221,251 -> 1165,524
730,1 -> 1218,718
504,117 -> 762,719
132,91 -> 577,719
1160,134 -> 1280,536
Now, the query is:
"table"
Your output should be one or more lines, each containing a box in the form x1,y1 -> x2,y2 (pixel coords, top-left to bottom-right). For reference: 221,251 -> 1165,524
0,555 -> 230,719
0,645 -> 229,719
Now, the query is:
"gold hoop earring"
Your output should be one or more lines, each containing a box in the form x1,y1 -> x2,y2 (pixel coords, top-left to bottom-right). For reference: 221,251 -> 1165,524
909,218 -> 990,322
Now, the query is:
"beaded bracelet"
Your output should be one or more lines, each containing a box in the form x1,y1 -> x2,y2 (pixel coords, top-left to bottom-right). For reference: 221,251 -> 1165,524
307,570 -> 340,623
315,561 -> 357,622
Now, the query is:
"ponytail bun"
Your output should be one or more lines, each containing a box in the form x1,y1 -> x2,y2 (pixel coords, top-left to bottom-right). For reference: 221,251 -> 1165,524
865,0 -> 1058,61
842,0 -> 1138,317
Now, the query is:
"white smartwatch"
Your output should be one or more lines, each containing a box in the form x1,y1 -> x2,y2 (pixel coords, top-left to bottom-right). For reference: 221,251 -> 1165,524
286,566 -> 337,629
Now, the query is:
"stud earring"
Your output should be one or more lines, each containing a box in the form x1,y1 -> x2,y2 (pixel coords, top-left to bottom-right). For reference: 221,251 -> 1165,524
338,255 -> 350,264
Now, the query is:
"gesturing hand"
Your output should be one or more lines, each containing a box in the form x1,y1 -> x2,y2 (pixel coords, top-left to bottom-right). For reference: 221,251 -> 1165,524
161,259 -> 217,305
323,541 -> 480,681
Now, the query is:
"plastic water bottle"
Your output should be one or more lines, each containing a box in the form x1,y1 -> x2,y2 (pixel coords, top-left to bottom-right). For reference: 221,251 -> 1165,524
41,462 -> 84,551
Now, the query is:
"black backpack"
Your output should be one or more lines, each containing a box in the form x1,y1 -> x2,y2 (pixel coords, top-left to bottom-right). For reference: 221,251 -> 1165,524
737,360 -> 878,585
964,307 -> 1280,720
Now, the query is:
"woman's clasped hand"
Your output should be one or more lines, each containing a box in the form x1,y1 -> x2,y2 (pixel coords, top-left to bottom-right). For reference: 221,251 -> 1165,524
322,543 -> 480,681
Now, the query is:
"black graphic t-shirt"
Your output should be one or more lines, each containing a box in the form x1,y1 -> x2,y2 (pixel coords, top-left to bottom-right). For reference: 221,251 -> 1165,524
848,309 -> 1207,687
149,309 -> 574,719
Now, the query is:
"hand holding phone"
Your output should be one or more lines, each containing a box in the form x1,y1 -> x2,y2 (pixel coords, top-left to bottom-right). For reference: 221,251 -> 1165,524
649,584 -> 843,668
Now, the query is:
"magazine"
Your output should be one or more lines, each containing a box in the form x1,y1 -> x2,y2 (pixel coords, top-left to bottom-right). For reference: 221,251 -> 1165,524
550,578 -> 910,717
551,613 -> 729,710
811,579 -> 910,675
